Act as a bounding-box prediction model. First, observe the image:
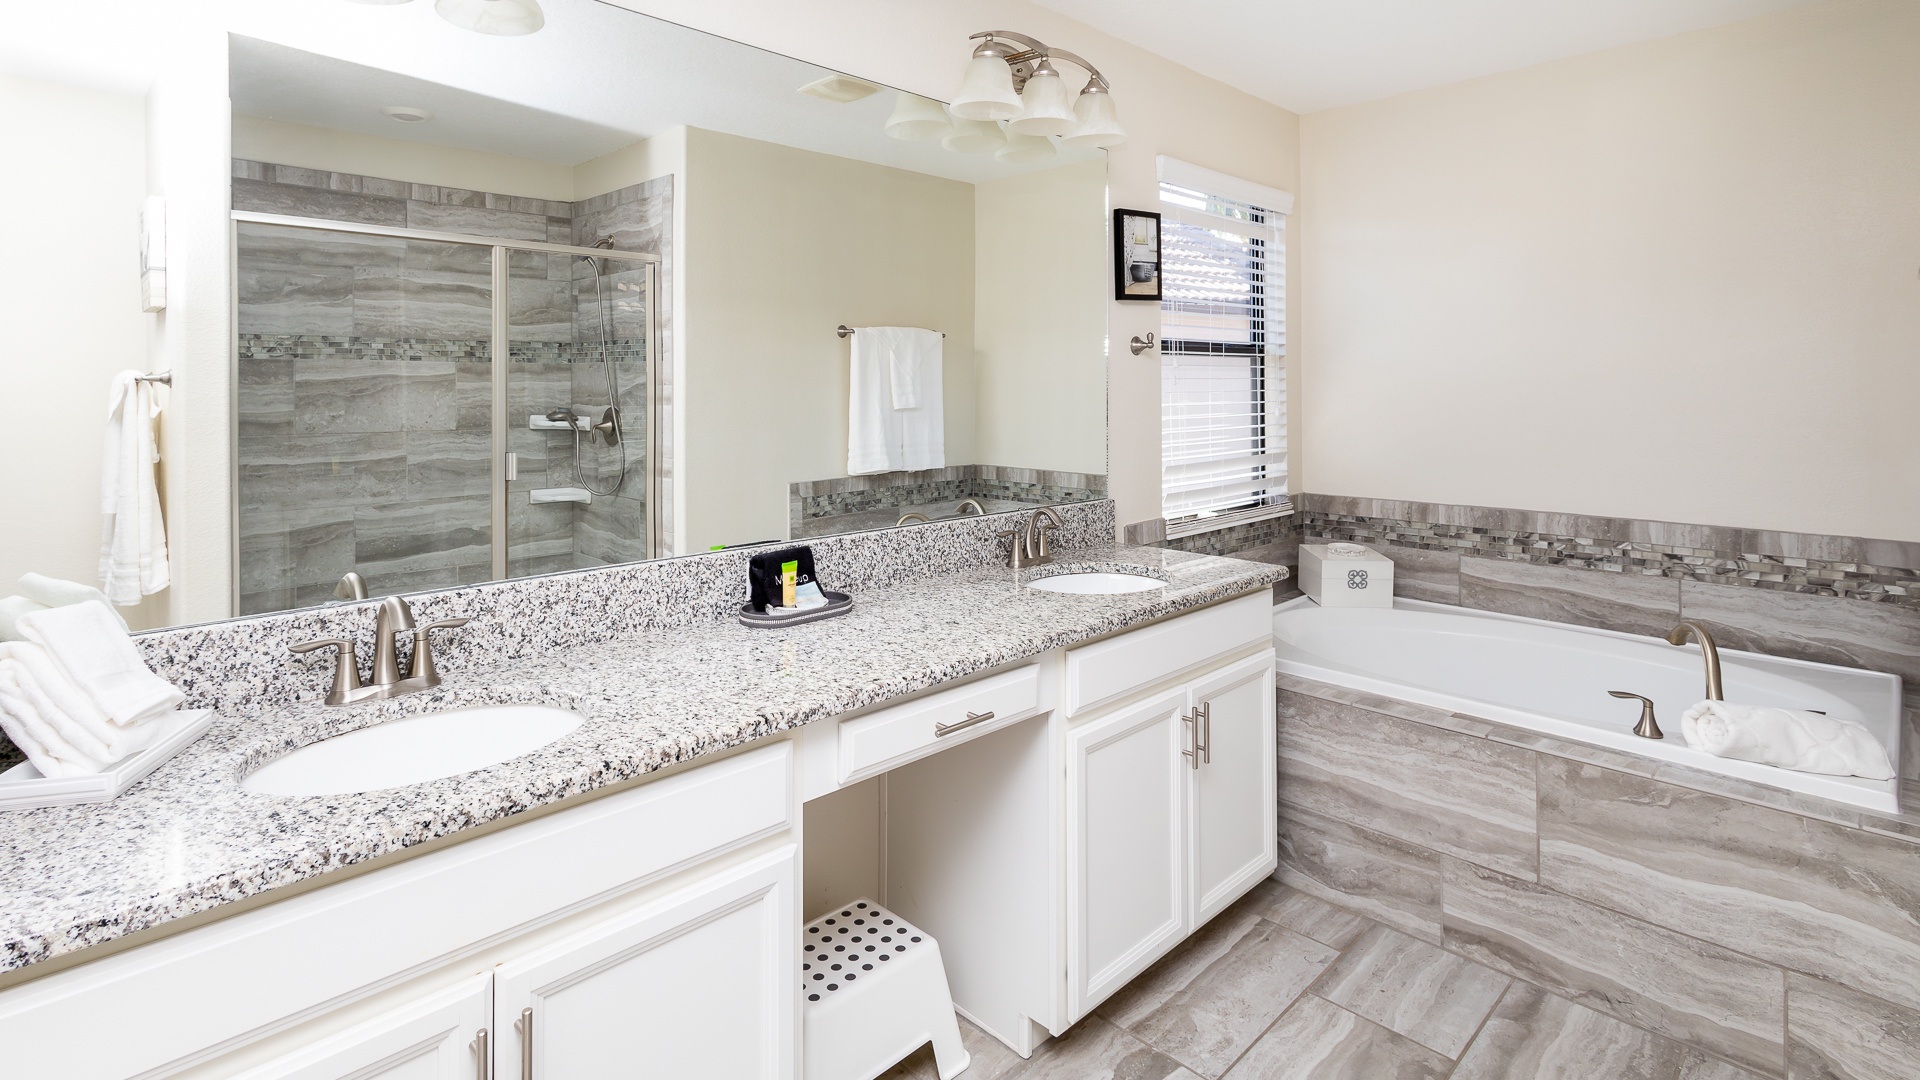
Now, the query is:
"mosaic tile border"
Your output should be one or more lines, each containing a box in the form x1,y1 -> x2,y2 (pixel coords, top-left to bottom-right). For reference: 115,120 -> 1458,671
238,334 -> 646,366
791,464 -> 1106,524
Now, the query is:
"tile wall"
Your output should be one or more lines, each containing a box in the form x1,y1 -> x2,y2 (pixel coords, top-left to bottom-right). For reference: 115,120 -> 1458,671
232,161 -> 671,612
790,464 -> 1106,538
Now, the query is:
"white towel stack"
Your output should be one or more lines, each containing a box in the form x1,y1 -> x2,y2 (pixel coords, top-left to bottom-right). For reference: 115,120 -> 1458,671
0,597 -> 184,778
848,327 -> 944,475
1680,700 -> 1895,779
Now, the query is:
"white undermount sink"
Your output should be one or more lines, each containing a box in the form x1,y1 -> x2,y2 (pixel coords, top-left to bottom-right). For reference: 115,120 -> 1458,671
1027,572 -> 1168,595
242,704 -> 584,797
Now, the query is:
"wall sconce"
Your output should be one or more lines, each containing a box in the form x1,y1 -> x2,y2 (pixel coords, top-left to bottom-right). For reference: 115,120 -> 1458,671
936,30 -> 1126,150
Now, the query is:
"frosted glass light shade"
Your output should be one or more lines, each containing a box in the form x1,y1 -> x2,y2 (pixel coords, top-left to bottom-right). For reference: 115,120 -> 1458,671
884,93 -> 953,141
942,117 -> 1007,155
951,55 -> 1021,121
435,0 -> 544,35
996,131 -> 1057,164
1061,90 -> 1127,148
1007,68 -> 1076,136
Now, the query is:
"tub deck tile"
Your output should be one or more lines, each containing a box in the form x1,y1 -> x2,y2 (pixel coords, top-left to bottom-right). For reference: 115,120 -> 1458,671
1459,556 -> 1681,638
1278,691 -> 1539,880
1278,800 -> 1445,944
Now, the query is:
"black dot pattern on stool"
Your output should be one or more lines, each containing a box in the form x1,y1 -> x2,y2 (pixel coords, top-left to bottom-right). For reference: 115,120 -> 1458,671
799,899 -> 931,1001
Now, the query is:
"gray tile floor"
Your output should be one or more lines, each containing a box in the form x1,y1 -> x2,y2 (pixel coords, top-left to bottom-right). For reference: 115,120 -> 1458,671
883,878 -> 1770,1080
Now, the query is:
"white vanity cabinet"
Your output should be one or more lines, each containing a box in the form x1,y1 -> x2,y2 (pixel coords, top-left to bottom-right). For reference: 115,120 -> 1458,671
226,974 -> 492,1080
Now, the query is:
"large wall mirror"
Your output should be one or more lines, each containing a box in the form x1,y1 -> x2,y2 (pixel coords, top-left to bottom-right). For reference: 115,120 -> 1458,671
0,0 -> 1109,630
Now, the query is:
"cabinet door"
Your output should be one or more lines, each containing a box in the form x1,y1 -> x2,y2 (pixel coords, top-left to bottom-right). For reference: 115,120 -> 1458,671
1065,689 -> 1189,1021
228,974 -> 491,1080
493,847 -> 798,1080
1188,651 -> 1278,927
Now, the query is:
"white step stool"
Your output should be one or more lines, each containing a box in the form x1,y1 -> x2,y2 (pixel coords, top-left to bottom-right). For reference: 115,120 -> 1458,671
803,899 -> 970,1080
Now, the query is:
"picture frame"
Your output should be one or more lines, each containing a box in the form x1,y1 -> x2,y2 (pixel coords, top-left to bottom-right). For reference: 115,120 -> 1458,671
1113,208 -> 1161,301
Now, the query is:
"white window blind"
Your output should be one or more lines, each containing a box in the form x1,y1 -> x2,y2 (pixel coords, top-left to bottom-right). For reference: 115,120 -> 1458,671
1160,176 -> 1288,537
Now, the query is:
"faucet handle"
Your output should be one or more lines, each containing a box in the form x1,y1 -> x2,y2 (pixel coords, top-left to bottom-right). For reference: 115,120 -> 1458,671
996,528 -> 1029,568
291,638 -> 361,705
1032,518 -> 1059,559
410,618 -> 470,685
1607,690 -> 1664,740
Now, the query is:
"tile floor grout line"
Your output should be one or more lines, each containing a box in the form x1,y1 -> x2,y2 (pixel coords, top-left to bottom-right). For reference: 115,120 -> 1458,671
1205,928 -> 1350,1080
1441,977 -> 1513,1079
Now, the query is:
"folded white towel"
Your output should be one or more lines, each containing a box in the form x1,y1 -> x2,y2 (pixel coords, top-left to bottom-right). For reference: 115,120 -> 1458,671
0,643 -> 161,762
891,328 -> 944,472
14,601 -> 183,727
0,666 -> 110,778
16,573 -> 130,632
849,328 -> 906,475
0,596 -> 49,642
99,371 -> 171,606
1680,700 -> 1895,779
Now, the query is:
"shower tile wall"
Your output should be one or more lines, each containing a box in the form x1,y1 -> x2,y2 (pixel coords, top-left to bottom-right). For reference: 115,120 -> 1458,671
233,161 -> 671,614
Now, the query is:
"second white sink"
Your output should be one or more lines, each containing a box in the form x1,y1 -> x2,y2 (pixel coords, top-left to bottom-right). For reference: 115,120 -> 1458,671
1027,573 -> 1168,595
242,704 -> 584,797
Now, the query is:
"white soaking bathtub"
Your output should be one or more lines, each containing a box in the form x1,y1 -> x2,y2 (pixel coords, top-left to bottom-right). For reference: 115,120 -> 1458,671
1272,596 -> 1906,814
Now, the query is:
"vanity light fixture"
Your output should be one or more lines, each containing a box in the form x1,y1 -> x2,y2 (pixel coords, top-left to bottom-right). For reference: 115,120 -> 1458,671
948,30 -> 1126,149
884,93 -> 954,140
996,130 -> 1057,164
434,0 -> 545,36
941,116 -> 1007,155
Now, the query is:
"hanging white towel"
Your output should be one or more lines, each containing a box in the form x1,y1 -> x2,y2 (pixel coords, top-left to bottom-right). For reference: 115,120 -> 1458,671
1680,700 -> 1895,779
847,327 -> 944,475
99,371 -> 170,606
16,574 -> 129,632
848,328 -> 907,475
15,601 -> 184,727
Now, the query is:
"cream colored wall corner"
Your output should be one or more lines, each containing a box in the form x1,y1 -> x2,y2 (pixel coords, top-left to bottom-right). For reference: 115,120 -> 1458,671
608,1 -> 1303,538
0,75 -> 162,627
675,127 -> 976,551
146,26 -> 235,627
1300,0 -> 1920,541
232,116 -> 577,202
974,158 -> 1108,477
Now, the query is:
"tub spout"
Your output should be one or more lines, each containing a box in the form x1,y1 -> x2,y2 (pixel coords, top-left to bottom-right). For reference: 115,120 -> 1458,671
1607,690 -> 1664,739
1665,621 -> 1724,701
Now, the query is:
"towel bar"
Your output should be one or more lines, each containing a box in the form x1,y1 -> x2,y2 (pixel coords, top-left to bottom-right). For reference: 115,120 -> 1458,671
837,325 -> 944,338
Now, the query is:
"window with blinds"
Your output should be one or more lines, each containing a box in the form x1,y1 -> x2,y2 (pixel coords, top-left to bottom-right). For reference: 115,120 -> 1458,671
1159,179 -> 1288,537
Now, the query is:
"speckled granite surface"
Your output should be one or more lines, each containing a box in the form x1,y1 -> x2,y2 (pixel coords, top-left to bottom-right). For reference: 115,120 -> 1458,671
0,538 -> 1281,976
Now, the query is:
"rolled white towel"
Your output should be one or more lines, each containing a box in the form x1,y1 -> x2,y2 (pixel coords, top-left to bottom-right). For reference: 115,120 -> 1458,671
1680,700 -> 1894,780
14,601 -> 182,727
0,666 -> 110,778
0,643 -> 161,761
0,596 -> 49,642
16,573 -> 130,632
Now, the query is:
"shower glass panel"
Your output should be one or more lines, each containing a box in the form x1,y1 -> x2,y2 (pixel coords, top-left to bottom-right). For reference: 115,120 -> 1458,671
506,251 -> 653,574
235,222 -> 496,615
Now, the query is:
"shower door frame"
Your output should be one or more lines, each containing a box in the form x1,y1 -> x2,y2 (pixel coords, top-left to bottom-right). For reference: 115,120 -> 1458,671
230,210 -> 662,595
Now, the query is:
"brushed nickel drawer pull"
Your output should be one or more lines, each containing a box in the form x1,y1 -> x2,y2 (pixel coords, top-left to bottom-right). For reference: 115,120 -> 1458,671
475,1028 -> 490,1080
935,710 -> 996,737
1200,701 -> 1212,764
520,1008 -> 533,1079
1182,708 -> 1200,769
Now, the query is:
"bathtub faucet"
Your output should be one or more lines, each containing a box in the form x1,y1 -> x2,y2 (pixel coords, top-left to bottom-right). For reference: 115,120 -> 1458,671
1665,621 -> 1724,701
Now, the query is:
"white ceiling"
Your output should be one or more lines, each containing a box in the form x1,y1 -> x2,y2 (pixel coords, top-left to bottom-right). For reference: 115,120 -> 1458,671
223,0 -> 1098,184
1029,0 -> 1825,113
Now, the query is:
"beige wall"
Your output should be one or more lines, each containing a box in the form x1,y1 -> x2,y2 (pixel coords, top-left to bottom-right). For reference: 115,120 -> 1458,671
678,127 -> 976,551
974,158 -> 1108,477
1301,0 -> 1920,541
613,1 -> 1302,536
0,74 -> 165,627
232,115 -> 577,202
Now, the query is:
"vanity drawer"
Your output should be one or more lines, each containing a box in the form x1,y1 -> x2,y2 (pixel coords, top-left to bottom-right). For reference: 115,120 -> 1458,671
1064,591 -> 1270,717
838,665 -> 1042,784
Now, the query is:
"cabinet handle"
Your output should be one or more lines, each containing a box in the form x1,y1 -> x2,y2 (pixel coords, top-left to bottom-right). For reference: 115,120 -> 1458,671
1200,702 -> 1212,764
520,1007 -> 534,1080
475,1028 -> 490,1080
1181,709 -> 1199,769
935,709 -> 995,737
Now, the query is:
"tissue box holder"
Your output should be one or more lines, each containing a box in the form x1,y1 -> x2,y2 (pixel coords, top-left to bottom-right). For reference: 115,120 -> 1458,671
1300,544 -> 1394,608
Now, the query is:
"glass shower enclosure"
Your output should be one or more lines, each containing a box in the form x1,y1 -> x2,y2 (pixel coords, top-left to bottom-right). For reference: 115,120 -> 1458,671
233,214 -> 657,615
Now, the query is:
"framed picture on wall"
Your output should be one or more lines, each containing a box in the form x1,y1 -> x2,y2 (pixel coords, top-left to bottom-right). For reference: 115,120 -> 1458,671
1113,208 -> 1162,301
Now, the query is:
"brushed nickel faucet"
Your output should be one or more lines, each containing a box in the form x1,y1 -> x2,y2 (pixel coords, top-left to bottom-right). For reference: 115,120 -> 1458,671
896,512 -> 931,526
1665,620 -> 1724,701
290,596 -> 469,707
1607,690 -> 1665,739
956,499 -> 986,516
997,506 -> 1064,568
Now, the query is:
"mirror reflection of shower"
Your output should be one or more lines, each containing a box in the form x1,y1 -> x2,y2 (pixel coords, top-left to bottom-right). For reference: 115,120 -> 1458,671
548,238 -> 627,498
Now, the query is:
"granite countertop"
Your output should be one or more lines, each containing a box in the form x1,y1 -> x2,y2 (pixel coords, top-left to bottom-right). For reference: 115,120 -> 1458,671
0,545 -> 1283,977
